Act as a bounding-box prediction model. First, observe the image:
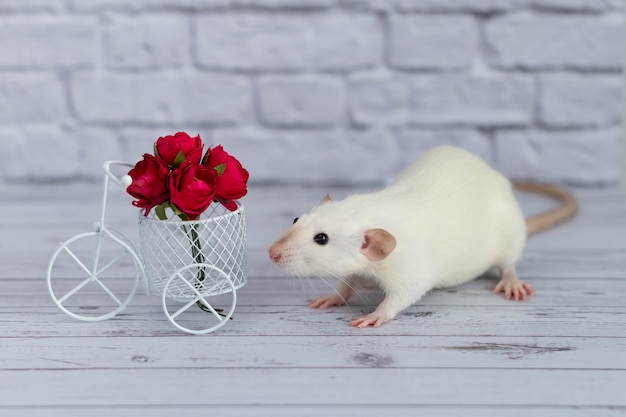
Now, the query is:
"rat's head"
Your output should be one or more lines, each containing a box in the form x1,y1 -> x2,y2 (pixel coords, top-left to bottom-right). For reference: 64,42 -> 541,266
268,194 -> 396,277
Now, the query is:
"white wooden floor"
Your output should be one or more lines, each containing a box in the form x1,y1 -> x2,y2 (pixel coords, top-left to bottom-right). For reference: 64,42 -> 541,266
1,180 -> 625,416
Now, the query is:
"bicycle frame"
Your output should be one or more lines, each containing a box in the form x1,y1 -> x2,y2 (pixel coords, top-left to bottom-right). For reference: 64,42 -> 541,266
47,160 -> 241,332
96,161 -> 143,273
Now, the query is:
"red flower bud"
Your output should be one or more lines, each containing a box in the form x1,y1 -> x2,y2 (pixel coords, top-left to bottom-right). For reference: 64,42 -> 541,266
127,154 -> 170,216
203,145 -> 249,210
169,160 -> 218,220
155,132 -> 203,167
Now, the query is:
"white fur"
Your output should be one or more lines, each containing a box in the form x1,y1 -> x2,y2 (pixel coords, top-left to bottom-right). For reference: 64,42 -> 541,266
269,146 -> 528,326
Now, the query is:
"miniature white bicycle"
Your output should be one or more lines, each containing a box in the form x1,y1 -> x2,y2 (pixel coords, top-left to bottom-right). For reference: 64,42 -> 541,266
46,161 -> 247,334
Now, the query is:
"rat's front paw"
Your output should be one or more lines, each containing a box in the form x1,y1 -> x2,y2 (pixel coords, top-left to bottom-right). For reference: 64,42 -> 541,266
350,312 -> 392,328
310,294 -> 346,309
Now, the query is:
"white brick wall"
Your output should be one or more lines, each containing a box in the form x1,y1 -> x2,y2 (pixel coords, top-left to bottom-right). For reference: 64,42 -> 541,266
0,0 -> 623,185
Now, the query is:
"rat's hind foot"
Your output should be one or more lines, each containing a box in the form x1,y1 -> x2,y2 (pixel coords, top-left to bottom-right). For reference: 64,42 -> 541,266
494,266 -> 534,301
310,294 -> 347,309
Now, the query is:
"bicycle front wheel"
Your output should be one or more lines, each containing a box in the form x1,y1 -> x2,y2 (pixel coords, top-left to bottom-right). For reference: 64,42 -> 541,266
47,231 -> 141,321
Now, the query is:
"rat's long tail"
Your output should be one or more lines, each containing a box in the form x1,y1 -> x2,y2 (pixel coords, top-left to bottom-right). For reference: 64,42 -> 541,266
512,182 -> 578,236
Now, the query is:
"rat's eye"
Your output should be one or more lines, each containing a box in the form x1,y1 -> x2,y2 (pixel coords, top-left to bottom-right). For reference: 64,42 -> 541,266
293,217 -> 299,224
313,233 -> 329,245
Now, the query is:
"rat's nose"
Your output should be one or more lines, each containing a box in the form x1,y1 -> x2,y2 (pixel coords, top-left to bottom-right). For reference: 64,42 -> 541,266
269,246 -> 282,263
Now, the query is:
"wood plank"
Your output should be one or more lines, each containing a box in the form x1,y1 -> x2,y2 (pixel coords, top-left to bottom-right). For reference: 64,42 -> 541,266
1,406 -> 624,417
8,275 -> 626,308
0,368 -> 624,407
4,185 -> 626,252
1,305 -> 624,338
519,248 -> 626,279
8,246 -> 626,280
1,336 -> 624,371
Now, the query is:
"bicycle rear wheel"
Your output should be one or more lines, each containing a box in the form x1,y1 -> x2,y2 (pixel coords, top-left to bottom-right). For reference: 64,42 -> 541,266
162,263 -> 236,334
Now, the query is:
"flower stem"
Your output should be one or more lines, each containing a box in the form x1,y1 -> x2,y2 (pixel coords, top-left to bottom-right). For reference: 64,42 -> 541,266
184,221 -> 229,318
188,223 -> 205,282
183,223 -> 210,313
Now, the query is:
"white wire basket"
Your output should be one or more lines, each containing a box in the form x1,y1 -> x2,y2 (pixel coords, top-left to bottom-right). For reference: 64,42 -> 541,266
138,202 -> 247,301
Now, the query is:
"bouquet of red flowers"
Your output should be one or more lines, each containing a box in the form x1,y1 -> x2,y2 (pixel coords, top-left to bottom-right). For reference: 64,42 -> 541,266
126,132 -> 249,220
125,132 -> 249,316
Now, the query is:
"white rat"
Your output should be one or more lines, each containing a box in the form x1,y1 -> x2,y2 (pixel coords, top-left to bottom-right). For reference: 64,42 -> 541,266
268,146 -> 577,328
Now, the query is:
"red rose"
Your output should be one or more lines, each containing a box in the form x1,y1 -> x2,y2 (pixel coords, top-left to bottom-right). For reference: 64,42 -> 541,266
127,154 -> 170,216
202,145 -> 249,211
169,160 -> 218,220
155,132 -> 203,167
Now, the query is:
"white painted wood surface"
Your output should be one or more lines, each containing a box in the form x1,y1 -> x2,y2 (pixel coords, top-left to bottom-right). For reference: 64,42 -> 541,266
1,181 -> 625,416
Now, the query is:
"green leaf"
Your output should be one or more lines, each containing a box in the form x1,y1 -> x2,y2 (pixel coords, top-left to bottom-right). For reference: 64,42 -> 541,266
153,142 -> 159,158
155,202 -> 170,220
172,151 -> 186,167
214,163 -> 227,177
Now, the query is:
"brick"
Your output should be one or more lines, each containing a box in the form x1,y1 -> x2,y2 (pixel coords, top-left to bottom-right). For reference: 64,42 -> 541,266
104,15 -> 189,70
72,74 -> 252,124
0,126 -> 29,180
0,125 -> 79,180
495,129 -> 622,185
392,0 -> 526,12
0,0 -> 66,12
389,15 -> 477,70
70,0 -> 331,12
257,76 -> 346,127
0,17 -> 96,69
0,75 -> 66,122
349,74 -> 534,126
395,0 -> 620,12
212,128 -> 397,184
227,0 -> 332,7
336,0 -> 393,10
394,128 -> 494,172
72,127 -> 122,180
530,0 -> 623,11
195,14 -> 382,71
239,0 -> 332,6
486,13 -> 624,70
539,74 -> 623,128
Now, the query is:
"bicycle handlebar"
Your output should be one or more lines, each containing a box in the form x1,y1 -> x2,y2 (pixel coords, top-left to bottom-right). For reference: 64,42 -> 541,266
103,161 -> 135,187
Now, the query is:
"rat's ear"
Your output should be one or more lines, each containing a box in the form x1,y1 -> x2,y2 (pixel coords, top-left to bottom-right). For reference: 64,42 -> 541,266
322,193 -> 333,204
361,229 -> 396,261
